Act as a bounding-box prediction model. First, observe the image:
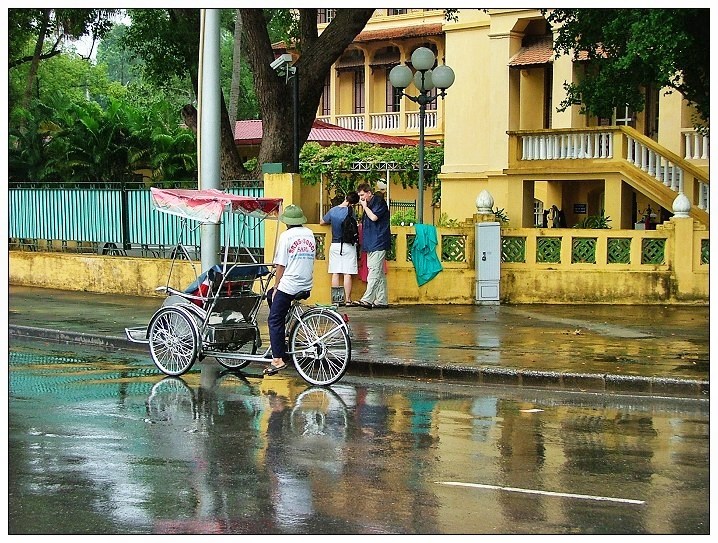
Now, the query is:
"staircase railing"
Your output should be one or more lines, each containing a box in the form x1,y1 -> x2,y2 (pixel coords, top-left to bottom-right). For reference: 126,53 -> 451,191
509,127 -> 709,214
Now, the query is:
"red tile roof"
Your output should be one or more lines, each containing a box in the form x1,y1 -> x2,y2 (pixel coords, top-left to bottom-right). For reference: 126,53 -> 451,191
509,37 -> 554,66
272,23 -> 443,51
234,119 -> 428,148
353,23 -> 443,43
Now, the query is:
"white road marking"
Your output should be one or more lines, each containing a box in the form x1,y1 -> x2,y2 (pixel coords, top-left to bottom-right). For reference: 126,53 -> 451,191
436,481 -> 645,505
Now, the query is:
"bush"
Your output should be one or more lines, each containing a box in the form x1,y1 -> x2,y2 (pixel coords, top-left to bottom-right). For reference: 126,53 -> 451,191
390,208 -> 416,226
574,214 -> 611,229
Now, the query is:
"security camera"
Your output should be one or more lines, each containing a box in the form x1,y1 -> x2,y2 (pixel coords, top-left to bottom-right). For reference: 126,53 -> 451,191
270,53 -> 293,72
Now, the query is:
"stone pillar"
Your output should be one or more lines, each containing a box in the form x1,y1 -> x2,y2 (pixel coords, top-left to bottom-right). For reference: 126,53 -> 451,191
263,172 -> 302,263
667,192 -> 699,299
474,189 -> 496,222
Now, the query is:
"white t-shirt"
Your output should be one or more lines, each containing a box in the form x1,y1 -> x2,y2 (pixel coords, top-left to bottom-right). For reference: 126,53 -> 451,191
273,226 -> 316,295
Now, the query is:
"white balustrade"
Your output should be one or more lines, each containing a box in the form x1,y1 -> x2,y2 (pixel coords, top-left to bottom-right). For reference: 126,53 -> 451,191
518,130 -> 707,216
405,110 -> 437,130
370,112 -> 400,131
698,182 -> 709,212
520,132 -> 612,160
682,129 -> 710,160
335,114 -> 365,131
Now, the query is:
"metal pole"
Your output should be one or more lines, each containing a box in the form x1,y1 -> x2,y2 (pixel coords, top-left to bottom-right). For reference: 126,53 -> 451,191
293,67 -> 300,173
199,8 -> 221,270
120,179 -> 130,251
417,97 -> 426,224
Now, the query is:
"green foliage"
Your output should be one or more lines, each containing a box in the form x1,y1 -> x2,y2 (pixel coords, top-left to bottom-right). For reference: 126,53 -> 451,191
300,141 -> 445,204
219,26 -> 259,120
573,214 -> 612,229
437,213 -> 460,227
545,8 -> 709,125
493,208 -> 509,223
390,208 -> 416,226
9,93 -> 197,185
96,23 -> 144,86
122,9 -> 199,90
8,8 -> 119,66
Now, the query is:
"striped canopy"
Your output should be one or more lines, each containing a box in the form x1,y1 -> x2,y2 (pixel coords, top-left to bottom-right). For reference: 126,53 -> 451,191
150,188 -> 282,224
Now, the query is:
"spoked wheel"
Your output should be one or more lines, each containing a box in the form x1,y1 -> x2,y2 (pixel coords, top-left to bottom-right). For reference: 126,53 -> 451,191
148,306 -> 200,376
289,308 -> 351,386
146,376 -> 196,424
290,386 -> 349,438
215,328 -> 259,370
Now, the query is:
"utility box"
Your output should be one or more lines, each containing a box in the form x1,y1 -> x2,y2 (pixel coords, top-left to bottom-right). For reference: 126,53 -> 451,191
475,221 -> 501,304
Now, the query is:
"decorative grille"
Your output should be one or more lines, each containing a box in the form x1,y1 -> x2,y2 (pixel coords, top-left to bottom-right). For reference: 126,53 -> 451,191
441,235 -> 466,262
502,236 -> 526,263
536,237 -> 561,263
571,237 -> 597,264
641,238 -> 665,265
607,238 -> 631,264
406,234 -> 415,262
388,234 -> 397,261
701,239 -> 709,265
315,233 -> 326,260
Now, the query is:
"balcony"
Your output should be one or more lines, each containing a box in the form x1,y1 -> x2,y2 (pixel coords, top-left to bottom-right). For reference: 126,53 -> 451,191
507,126 -> 709,220
324,111 -> 439,135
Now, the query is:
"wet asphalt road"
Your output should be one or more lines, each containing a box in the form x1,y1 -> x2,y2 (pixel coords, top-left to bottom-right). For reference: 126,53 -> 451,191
8,339 -> 709,535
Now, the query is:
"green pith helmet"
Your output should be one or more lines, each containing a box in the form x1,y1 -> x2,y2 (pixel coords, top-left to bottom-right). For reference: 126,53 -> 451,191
279,204 -> 307,225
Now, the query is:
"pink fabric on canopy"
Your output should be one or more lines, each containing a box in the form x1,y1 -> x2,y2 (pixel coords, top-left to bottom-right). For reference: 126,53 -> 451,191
150,187 -> 282,223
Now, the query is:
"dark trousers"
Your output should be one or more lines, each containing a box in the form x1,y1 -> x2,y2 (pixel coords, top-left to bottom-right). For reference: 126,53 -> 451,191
267,287 -> 294,360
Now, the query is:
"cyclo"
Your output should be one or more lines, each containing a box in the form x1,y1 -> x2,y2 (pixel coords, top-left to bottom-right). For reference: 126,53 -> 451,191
125,187 -> 351,386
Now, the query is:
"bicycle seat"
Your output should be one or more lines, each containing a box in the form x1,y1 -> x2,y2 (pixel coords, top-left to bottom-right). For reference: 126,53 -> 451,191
294,290 -> 311,301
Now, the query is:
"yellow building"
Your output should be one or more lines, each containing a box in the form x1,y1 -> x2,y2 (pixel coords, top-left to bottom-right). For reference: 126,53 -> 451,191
316,8 -> 709,230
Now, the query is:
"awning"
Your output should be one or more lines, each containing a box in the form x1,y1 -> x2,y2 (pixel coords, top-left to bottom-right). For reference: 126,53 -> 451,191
509,37 -> 553,67
370,47 -> 400,68
336,50 -> 365,71
354,23 -> 443,43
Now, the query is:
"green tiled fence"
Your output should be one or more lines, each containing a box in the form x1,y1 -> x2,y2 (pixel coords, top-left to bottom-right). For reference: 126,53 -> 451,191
9,183 -> 265,255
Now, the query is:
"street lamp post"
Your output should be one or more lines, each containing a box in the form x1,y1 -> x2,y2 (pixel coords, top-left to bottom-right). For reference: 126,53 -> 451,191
390,47 -> 454,224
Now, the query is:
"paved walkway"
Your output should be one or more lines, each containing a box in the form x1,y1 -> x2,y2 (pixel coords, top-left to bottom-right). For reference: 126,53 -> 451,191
8,285 -> 709,397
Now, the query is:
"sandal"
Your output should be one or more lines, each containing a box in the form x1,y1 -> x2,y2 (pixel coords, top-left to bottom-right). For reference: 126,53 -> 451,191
263,361 -> 287,375
355,300 -> 373,309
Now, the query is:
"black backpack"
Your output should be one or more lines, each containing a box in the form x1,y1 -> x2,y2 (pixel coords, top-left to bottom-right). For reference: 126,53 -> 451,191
340,208 -> 359,254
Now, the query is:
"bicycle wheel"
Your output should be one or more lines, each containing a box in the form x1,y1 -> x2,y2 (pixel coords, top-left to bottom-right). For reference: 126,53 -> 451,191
146,376 -> 197,424
290,386 -> 349,438
289,308 -> 351,386
148,306 -> 200,376
215,328 -> 258,370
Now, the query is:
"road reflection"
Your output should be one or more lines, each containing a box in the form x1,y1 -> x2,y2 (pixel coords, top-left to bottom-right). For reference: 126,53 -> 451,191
8,343 -> 710,535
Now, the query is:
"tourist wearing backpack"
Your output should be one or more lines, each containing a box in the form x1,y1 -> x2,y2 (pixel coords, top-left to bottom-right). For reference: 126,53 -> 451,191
320,191 -> 360,305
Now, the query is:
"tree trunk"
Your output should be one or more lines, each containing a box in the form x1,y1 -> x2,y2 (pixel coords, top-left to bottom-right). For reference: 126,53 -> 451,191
182,99 -> 252,183
228,10 -> 243,126
22,9 -> 51,110
240,8 -> 375,174
172,8 -> 249,182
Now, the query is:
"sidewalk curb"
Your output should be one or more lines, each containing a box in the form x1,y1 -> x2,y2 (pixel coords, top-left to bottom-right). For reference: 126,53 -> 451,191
9,324 -> 709,398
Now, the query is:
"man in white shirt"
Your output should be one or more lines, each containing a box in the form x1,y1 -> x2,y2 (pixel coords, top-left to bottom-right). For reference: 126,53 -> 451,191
265,204 -> 315,375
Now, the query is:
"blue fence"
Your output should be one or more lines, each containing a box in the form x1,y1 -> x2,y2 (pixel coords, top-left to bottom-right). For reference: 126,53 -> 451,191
8,183 -> 266,256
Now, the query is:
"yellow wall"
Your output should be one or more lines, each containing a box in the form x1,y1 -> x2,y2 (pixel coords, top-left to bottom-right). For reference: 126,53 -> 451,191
437,9 -> 707,230
9,215 -> 707,305
9,171 -> 708,305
